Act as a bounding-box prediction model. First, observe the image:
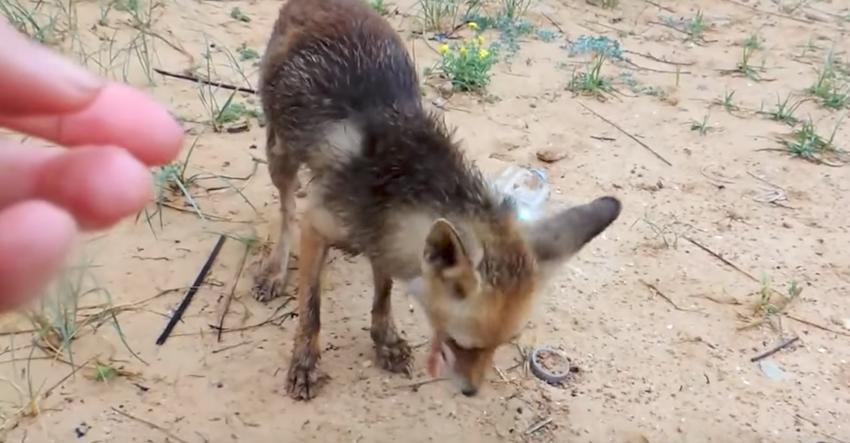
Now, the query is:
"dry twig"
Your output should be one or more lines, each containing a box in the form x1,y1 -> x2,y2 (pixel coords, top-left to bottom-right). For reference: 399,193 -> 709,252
578,102 -> 673,166
394,378 -> 447,391
639,280 -> 703,313
154,68 -> 256,94
216,242 -> 251,342
750,336 -> 800,362
526,417 -> 553,434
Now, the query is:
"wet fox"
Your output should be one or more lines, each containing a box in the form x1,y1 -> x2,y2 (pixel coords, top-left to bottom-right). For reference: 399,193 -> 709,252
255,0 -> 621,400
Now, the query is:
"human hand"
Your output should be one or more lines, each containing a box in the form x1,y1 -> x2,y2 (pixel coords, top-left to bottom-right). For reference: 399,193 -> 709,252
0,20 -> 184,311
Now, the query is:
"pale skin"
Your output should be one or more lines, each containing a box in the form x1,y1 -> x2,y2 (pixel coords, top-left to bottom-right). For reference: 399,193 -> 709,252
0,19 -> 184,311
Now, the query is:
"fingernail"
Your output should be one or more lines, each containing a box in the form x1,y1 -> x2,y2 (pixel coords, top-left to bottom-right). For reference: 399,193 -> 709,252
42,46 -> 104,96
2,20 -> 103,97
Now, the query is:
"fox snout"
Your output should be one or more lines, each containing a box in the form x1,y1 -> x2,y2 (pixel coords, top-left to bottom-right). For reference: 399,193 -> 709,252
428,336 -> 494,397
448,353 -> 490,397
460,383 -> 479,397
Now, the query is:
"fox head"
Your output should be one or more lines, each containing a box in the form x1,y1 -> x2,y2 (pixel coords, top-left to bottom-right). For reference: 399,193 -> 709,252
406,196 -> 621,396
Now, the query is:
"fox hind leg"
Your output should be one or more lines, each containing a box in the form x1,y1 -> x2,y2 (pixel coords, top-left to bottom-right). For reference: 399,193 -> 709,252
253,130 -> 300,302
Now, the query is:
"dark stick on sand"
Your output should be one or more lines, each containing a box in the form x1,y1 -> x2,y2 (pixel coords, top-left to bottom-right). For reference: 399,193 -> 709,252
156,234 -> 227,346
750,336 -> 800,362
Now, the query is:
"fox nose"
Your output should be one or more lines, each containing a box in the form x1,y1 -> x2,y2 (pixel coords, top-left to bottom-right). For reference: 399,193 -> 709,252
461,386 -> 478,397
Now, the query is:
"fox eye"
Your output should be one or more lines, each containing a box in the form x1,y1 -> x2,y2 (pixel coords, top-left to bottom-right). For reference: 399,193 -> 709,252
451,282 -> 466,298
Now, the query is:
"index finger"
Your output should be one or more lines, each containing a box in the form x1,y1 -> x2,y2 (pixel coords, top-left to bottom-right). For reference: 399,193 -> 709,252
0,82 -> 185,166
0,20 -> 184,166
0,19 -> 103,115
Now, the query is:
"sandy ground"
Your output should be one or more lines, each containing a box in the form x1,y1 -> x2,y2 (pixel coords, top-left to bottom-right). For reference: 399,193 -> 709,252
3,0 -> 850,441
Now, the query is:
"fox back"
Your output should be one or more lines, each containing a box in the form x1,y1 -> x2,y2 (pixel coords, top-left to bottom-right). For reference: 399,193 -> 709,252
258,0 -> 621,398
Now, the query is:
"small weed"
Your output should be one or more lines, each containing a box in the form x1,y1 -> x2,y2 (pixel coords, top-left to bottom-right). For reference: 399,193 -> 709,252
567,54 -> 612,98
150,167 -> 205,224
86,359 -> 140,382
735,45 -> 763,80
460,1 -> 535,58
113,0 -> 139,12
819,85 -> 849,109
196,37 -> 257,131
0,0 -> 63,43
633,210 -> 695,249
217,43 -> 254,89
87,360 -> 140,383
145,135 -> 205,229
780,116 -> 845,163
143,135 -> 260,230
237,44 -> 260,61
26,259 -> 143,366
437,30 -> 498,91
108,0 -> 164,85
685,10 -> 707,42
716,88 -> 737,112
98,0 -> 115,25
216,100 -> 252,125
799,36 -> 818,58
762,93 -> 805,125
126,33 -> 156,85
464,14 -> 535,57
568,34 -> 622,59
644,86 -> 668,98
535,28 -> 558,43
809,52 -> 850,109
743,32 -> 763,50
492,18 -> 534,56
659,11 -> 708,43
597,0 -> 619,9
750,276 -> 801,326
620,73 -> 668,99
93,364 -> 119,382
690,114 -> 711,135
197,85 -> 238,132
417,0 -> 482,32
368,0 -> 391,15
499,0 -> 532,21
229,7 -> 250,22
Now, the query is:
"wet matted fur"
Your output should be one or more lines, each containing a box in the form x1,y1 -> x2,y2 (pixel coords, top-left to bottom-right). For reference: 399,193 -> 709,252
255,0 -> 622,400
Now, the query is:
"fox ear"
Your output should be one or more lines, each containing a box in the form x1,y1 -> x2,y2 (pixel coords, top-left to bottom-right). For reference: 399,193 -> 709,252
423,218 -> 481,297
527,196 -> 621,273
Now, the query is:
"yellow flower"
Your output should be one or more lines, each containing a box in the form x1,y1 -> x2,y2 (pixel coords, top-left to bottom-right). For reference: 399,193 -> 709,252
459,45 -> 468,55
437,43 -> 450,55
476,35 -> 485,46
478,48 -> 490,59
467,22 -> 479,30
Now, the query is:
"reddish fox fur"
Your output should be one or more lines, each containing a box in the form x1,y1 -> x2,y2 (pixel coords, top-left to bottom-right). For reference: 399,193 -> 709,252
255,0 -> 621,400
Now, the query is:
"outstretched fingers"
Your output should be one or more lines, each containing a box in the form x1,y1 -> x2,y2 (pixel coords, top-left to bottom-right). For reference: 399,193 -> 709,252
0,143 -> 154,230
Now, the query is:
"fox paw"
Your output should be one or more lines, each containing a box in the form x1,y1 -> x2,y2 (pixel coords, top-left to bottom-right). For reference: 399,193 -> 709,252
375,339 -> 413,376
252,273 -> 285,303
286,358 -> 326,401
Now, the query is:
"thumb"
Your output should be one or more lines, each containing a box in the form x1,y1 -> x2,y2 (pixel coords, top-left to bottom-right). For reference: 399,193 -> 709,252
0,19 -> 104,116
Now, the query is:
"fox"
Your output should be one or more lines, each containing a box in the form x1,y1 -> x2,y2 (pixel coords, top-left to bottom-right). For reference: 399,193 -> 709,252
253,0 -> 622,401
